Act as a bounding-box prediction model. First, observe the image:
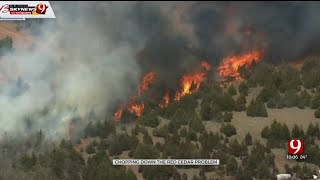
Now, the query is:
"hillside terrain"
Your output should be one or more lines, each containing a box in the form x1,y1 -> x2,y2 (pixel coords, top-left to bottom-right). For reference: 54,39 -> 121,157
1,22 -> 320,180
70,58 -> 320,180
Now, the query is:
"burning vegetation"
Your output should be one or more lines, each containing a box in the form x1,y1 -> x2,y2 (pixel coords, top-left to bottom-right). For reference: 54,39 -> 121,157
113,72 -> 156,121
159,91 -> 170,108
218,50 -> 262,80
114,61 -> 212,121
113,52 -> 267,122
174,61 -> 211,101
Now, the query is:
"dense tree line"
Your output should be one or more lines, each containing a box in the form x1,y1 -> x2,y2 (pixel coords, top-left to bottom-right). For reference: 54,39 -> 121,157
261,120 -> 290,148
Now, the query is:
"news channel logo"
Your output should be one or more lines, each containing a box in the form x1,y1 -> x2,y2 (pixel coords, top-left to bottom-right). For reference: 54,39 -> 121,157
0,1 -> 55,20
287,139 -> 308,160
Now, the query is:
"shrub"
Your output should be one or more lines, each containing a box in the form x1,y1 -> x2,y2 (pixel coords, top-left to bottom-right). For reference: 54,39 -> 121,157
236,94 -> 247,111
189,117 -> 204,132
260,121 -> 290,148
311,93 -> 320,109
139,114 -> 160,128
315,108 -> 320,119
224,112 -> 233,122
238,81 -> 249,95
246,99 -> 268,117
245,132 -> 252,146
283,89 -> 299,108
228,85 -> 237,96
220,123 -> 237,137
200,101 -> 213,121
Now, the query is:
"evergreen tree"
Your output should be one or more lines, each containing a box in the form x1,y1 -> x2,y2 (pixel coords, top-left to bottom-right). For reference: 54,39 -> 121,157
133,143 -> 159,159
228,85 -> 237,96
200,102 -> 213,121
257,87 -> 278,102
246,99 -> 268,117
189,117 -> 204,132
315,108 -> 320,119
126,168 -> 137,180
261,120 -> 290,148
223,112 -> 233,122
244,132 -> 252,146
311,93 -> 320,109
261,126 -> 269,138
228,139 -> 246,157
143,133 -> 153,145
238,81 -> 249,95
226,157 -> 238,176
152,125 -> 170,139
301,57 -> 320,89
283,89 -> 299,108
291,124 -> 305,139
306,123 -> 320,138
220,123 -> 237,137
236,167 -> 253,180
236,94 -> 247,111
139,114 -> 160,128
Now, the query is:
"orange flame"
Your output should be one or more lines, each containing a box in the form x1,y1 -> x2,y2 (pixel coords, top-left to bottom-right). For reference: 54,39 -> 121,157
113,72 -> 156,121
73,138 -> 87,153
175,61 -> 211,101
159,91 -> 170,108
137,72 -> 156,96
113,106 -> 124,121
128,102 -> 144,117
218,50 -> 262,80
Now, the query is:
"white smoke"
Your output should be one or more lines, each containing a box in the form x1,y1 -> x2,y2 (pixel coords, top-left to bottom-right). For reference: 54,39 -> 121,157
0,2 -> 143,139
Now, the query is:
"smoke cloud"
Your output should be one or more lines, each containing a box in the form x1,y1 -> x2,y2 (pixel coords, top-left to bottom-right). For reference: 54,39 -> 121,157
0,1 -> 143,139
1,1 -> 320,139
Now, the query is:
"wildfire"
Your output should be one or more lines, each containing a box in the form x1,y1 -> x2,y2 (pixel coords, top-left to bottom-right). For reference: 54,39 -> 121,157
175,61 -> 211,101
73,138 -> 87,153
128,102 -> 144,117
113,72 -> 156,121
218,50 -> 262,80
113,61 -> 212,121
159,91 -> 170,108
113,106 -> 124,121
137,72 -> 156,96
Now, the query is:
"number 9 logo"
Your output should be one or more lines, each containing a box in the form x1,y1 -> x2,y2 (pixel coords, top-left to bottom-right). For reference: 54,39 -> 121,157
36,3 -> 47,14
290,140 -> 301,154
288,139 -> 304,155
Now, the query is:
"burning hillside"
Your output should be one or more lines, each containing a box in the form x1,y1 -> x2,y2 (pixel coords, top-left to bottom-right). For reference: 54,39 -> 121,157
159,91 -> 169,108
114,61 -> 212,121
174,61 -> 211,101
113,72 -> 156,121
217,50 -> 262,80
113,49 -> 268,122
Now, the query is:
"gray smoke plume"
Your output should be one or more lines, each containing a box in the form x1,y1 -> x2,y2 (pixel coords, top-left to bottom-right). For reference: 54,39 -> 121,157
0,2 -> 143,140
